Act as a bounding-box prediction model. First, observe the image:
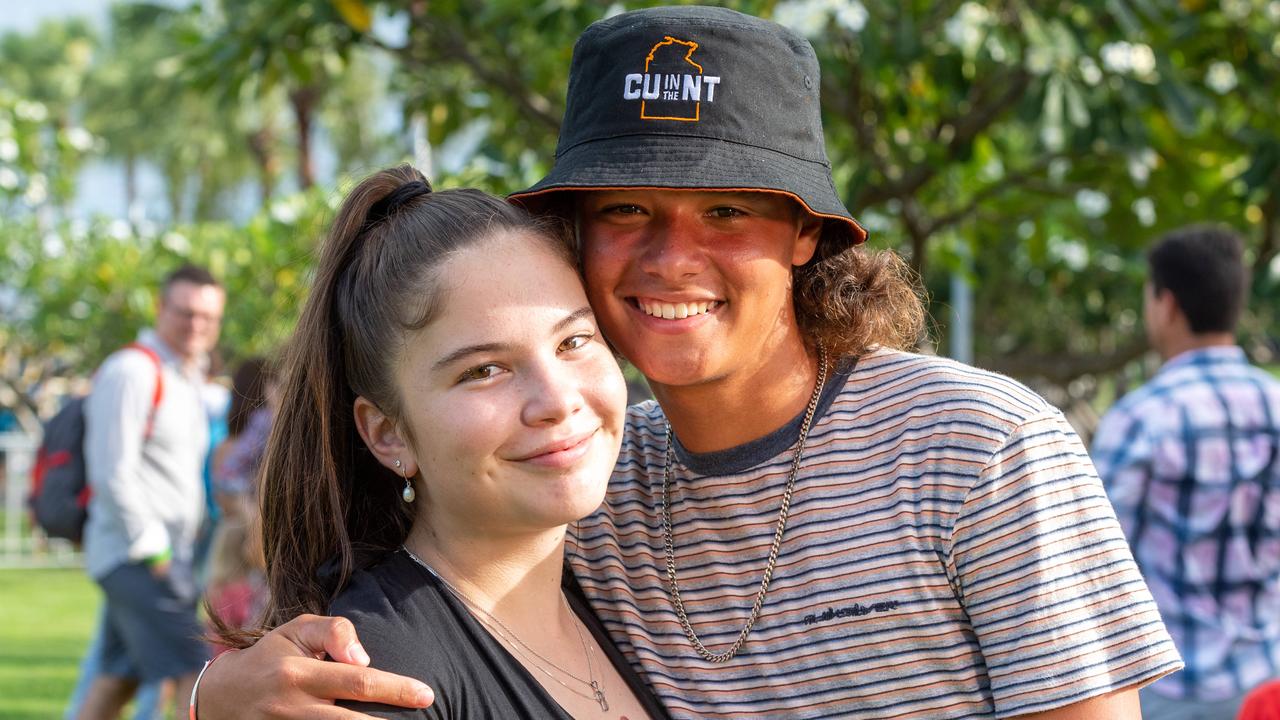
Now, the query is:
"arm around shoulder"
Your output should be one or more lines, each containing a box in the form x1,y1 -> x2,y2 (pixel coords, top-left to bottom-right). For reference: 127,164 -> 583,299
194,614 -> 433,720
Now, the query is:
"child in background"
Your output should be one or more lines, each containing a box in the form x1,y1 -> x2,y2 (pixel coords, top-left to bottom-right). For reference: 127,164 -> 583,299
204,513 -> 265,653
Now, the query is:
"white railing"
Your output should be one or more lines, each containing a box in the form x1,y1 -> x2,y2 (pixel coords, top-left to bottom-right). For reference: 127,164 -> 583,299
0,432 -> 81,568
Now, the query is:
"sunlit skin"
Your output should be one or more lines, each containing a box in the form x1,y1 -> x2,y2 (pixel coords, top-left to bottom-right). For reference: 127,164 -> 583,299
352,231 -> 650,719
358,231 -> 626,550
577,189 -> 823,452
195,199 -> 1147,719
154,280 -> 224,368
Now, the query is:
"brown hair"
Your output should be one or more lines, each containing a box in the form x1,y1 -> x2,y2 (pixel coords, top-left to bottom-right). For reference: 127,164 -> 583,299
161,263 -> 221,299
554,192 -> 925,357
793,226 -> 926,357
215,166 -> 572,647
226,357 -> 275,438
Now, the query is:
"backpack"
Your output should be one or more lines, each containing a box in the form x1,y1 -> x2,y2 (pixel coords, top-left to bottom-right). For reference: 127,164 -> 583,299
28,343 -> 164,543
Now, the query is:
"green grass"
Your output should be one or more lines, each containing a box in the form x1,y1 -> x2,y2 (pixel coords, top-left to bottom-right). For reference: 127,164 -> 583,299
0,568 -> 99,719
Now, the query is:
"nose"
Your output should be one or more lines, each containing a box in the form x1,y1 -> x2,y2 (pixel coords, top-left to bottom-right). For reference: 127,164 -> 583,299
636,210 -> 707,281
520,359 -> 584,427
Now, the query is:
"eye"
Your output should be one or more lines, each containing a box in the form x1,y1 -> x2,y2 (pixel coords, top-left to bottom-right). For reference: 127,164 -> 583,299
602,204 -> 644,216
558,332 -> 594,353
709,206 -> 745,219
458,363 -> 503,383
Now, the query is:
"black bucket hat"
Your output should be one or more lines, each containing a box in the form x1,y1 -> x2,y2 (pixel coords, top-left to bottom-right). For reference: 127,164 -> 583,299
510,5 -> 867,245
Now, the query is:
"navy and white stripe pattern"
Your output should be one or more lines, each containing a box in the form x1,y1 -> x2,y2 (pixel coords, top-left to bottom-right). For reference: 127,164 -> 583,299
1093,345 -> 1280,701
569,348 -> 1181,718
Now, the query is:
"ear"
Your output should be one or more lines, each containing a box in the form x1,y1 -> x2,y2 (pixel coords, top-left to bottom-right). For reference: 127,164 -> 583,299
353,396 -> 417,477
791,213 -> 823,267
1151,286 -> 1181,325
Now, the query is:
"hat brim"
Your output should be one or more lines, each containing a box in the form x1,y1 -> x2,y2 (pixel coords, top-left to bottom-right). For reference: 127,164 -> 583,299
510,135 -> 867,245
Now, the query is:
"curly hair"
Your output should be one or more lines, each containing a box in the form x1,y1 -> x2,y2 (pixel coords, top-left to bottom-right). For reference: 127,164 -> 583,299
793,225 -> 927,357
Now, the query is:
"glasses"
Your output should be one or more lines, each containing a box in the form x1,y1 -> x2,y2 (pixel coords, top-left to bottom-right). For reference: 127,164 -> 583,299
163,305 -> 223,325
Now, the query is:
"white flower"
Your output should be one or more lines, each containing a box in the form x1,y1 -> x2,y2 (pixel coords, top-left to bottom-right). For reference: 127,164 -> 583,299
1074,189 -> 1110,218
774,0 -> 867,37
944,2 -> 991,56
108,219 -> 132,240
774,0 -> 829,38
42,232 -> 65,257
1100,42 -> 1155,80
1206,61 -> 1238,94
270,196 -> 303,225
0,137 -> 18,162
1049,236 -> 1089,271
23,173 -> 48,205
1132,198 -> 1156,227
1130,44 -> 1156,79
1101,42 -> 1133,73
162,231 -> 191,254
14,100 -> 48,123
0,167 -> 18,190
1078,56 -> 1102,86
63,127 -> 95,152
1041,125 -> 1064,151
832,0 -> 868,33
1128,155 -> 1151,186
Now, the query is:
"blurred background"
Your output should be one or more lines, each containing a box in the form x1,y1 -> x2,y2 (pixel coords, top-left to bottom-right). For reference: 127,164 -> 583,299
0,0 -> 1277,715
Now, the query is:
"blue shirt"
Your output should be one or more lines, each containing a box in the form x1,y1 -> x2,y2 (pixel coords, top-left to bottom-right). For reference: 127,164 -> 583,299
1093,346 -> 1280,701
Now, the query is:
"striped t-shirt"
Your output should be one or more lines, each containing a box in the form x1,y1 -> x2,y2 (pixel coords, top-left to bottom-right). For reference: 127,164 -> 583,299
567,348 -> 1181,718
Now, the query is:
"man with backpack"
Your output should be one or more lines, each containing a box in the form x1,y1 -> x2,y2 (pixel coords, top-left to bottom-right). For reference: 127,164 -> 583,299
76,264 -> 225,720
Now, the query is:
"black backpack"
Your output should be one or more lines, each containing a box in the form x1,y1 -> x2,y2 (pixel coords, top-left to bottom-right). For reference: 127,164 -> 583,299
28,343 -> 164,543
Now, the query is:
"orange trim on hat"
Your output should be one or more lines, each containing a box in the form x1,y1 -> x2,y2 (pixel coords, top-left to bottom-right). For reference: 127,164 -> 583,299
509,185 -> 869,244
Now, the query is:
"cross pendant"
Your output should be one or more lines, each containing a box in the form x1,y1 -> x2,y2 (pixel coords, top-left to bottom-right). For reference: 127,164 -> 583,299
591,680 -> 608,711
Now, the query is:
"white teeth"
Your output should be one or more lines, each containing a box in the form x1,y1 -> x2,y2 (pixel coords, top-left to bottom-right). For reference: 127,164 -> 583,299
639,300 -> 718,318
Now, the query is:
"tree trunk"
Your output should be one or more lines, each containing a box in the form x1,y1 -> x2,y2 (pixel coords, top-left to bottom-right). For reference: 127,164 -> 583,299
124,154 -> 137,223
289,87 -> 319,190
247,124 -> 279,204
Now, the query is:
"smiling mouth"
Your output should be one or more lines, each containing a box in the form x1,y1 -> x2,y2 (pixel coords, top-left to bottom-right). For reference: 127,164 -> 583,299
631,298 -> 722,320
512,430 -> 597,464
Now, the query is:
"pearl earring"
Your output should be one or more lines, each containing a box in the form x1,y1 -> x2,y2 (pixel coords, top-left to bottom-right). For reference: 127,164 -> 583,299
395,459 -> 415,503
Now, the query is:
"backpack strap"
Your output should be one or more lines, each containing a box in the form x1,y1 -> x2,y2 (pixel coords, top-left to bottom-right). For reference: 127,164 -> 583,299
123,342 -> 165,440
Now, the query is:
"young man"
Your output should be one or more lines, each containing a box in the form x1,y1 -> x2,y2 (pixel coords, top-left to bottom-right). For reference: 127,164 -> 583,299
196,7 -> 1180,718
1093,226 -> 1280,719
79,265 -> 224,720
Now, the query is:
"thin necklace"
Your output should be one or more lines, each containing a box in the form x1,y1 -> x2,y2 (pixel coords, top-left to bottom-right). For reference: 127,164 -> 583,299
661,345 -> 829,663
401,546 -> 609,711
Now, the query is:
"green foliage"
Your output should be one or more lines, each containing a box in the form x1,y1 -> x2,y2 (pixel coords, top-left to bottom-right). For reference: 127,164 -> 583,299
0,19 -> 97,212
1,0 -> 1279,434
0,189 -> 334,429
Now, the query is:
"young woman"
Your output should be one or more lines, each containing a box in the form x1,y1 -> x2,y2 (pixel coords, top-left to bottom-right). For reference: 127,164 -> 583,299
224,165 -> 667,719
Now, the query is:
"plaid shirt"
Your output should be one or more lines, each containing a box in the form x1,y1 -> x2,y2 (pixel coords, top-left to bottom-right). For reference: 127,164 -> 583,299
1093,346 -> 1280,701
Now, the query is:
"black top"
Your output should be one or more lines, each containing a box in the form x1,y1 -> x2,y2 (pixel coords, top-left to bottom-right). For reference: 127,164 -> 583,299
331,549 -> 670,719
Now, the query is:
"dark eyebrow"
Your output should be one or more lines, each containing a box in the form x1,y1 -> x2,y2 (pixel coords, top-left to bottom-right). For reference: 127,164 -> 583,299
431,306 -> 595,372
554,306 -> 596,333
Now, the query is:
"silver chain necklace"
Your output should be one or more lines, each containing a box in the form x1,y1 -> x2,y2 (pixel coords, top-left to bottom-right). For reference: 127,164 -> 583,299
401,546 -> 609,711
660,346 -> 829,663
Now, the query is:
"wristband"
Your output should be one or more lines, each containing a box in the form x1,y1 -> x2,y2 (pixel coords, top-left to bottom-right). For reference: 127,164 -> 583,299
146,547 -> 173,567
189,650 -> 233,720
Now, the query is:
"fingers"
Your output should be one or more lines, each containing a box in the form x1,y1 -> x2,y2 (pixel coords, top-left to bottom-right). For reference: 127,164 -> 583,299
292,661 -> 435,708
279,614 -> 370,665
194,616 -> 435,720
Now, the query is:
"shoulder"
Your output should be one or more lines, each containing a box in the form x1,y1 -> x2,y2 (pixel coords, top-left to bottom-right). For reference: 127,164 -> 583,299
844,348 -> 1059,433
328,552 -> 449,668
618,399 -> 667,465
95,346 -> 163,385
